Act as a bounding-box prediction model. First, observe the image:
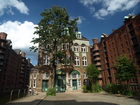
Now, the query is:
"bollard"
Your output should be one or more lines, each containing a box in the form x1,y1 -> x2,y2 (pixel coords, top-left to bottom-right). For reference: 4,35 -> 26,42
23,89 -> 26,97
18,89 -> 21,98
9,90 -> 13,102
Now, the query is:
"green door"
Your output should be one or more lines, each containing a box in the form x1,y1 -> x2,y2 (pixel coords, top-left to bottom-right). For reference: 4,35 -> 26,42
42,80 -> 48,92
55,75 -> 66,92
72,80 -> 77,90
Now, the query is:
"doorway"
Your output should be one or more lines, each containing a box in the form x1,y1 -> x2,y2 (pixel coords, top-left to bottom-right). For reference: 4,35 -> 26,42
42,80 -> 48,92
72,80 -> 77,90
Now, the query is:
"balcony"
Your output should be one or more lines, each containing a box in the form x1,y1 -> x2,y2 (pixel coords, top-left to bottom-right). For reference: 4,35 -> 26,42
95,63 -> 101,66
98,74 -> 102,78
92,49 -> 99,52
94,58 -> 100,61
20,75 -> 24,78
20,71 -> 24,74
93,53 -> 100,56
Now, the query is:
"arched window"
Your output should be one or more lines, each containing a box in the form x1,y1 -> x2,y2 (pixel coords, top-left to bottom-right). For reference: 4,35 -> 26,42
74,43 -> 79,52
75,56 -> 80,66
81,44 -> 86,52
82,57 -> 87,66
43,55 -> 50,65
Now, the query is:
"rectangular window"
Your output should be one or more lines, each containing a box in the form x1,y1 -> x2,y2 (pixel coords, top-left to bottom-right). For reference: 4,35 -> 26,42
78,80 -> 81,86
84,79 -> 89,86
33,80 -> 36,88
69,80 -> 71,86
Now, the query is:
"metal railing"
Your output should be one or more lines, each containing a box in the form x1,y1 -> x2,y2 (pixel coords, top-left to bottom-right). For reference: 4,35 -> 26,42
0,89 -> 29,105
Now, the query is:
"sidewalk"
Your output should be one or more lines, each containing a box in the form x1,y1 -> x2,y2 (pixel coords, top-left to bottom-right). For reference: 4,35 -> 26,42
4,92 -> 46,105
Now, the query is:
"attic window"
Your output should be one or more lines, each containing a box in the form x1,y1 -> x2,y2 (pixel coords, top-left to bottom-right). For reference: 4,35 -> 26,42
77,34 -> 81,38
76,32 -> 82,39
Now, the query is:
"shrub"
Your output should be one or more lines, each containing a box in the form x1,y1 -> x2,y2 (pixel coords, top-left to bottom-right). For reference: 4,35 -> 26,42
82,85 -> 88,93
92,82 -> 102,93
46,87 -> 56,96
105,83 -> 123,94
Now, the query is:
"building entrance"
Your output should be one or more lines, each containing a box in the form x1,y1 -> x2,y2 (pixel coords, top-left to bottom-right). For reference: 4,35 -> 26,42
42,80 -> 48,92
55,70 -> 66,92
72,80 -> 77,90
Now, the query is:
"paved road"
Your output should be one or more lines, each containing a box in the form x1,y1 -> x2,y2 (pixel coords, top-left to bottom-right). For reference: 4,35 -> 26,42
4,92 -> 140,105
40,92 -> 140,105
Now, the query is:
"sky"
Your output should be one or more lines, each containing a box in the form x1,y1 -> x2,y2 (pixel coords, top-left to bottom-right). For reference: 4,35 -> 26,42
0,0 -> 140,65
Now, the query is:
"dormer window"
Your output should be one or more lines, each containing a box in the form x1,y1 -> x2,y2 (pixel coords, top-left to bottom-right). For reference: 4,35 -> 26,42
76,32 -> 82,39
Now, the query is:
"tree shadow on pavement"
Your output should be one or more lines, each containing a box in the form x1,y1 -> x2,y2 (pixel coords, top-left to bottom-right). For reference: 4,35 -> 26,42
4,99 -> 119,105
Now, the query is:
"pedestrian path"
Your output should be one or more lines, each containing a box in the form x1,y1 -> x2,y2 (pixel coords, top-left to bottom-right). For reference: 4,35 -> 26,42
4,92 -> 46,105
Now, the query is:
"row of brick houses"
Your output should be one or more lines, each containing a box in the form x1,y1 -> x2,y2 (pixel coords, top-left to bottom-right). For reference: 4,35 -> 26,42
29,13 -> 140,92
0,32 -> 34,92
91,13 -> 140,90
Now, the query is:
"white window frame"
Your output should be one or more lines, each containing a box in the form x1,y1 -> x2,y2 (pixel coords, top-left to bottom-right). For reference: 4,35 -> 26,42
81,44 -> 86,52
78,79 -> 81,86
33,79 -> 36,88
74,43 -> 79,52
84,73 -> 88,78
82,57 -> 87,66
43,55 -> 50,65
75,56 -> 80,66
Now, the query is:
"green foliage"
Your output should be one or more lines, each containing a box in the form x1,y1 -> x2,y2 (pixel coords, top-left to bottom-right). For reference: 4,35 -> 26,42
29,6 -> 79,87
115,55 -> 137,83
30,5 -> 79,52
86,64 -> 100,83
82,85 -> 87,92
105,83 -> 134,96
91,82 -> 102,93
105,83 -> 123,94
46,87 -> 56,96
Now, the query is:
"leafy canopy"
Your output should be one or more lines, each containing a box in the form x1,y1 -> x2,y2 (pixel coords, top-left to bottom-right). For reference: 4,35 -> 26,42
114,55 -> 137,82
86,64 -> 100,83
30,5 -> 79,52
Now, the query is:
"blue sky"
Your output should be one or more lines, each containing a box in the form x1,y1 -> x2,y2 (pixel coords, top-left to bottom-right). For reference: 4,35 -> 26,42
0,0 -> 140,65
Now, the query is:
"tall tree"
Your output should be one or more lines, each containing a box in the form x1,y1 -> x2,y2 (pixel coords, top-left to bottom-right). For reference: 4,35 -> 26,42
86,64 -> 100,92
114,55 -> 137,85
30,6 -> 79,87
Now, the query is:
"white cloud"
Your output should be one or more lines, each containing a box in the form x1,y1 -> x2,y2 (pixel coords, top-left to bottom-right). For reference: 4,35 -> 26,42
79,0 -> 140,19
79,0 -> 100,6
0,20 -> 38,65
70,16 -> 86,24
77,16 -> 86,24
0,0 -> 29,16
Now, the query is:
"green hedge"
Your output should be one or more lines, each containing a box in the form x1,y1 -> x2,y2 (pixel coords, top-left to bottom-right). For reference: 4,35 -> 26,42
46,87 -> 56,96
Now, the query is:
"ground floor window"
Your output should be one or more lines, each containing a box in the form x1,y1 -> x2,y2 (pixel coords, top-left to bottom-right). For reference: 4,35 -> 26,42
84,79 -> 89,86
33,79 -> 36,88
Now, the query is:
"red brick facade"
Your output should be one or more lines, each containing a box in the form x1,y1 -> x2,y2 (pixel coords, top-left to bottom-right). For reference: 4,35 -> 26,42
92,14 -> 140,87
0,32 -> 33,92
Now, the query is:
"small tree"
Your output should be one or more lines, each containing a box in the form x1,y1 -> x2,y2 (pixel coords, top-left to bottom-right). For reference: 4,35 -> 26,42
30,6 -> 79,87
86,64 -> 101,92
114,55 -> 137,88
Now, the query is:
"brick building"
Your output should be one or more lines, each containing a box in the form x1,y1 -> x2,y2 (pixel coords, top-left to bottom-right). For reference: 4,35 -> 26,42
30,31 -> 91,92
0,32 -> 33,92
92,14 -> 140,88
91,38 -> 102,86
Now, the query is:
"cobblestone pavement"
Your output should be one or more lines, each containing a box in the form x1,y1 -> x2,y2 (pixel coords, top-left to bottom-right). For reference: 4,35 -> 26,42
4,92 -> 140,105
40,92 -> 140,105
